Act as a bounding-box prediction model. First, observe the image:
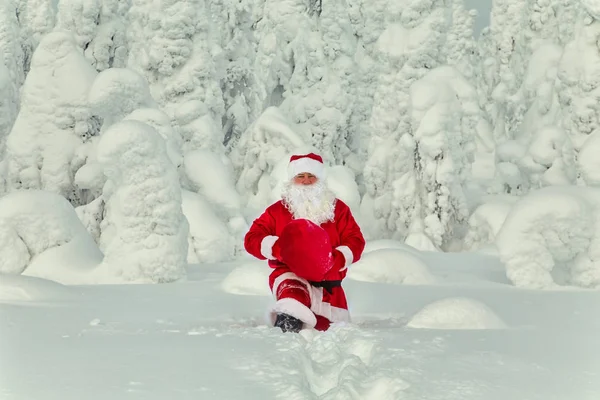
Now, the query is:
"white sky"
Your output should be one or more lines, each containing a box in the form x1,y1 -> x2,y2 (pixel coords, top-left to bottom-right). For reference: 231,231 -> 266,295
464,0 -> 492,36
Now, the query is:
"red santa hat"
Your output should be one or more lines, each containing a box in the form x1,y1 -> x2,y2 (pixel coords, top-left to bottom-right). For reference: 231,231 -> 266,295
287,153 -> 325,180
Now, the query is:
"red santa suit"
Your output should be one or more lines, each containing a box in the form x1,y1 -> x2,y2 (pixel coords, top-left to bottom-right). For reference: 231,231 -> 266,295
244,186 -> 365,331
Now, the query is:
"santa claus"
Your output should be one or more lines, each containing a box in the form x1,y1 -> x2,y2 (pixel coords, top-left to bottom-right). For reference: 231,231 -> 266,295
244,153 -> 365,332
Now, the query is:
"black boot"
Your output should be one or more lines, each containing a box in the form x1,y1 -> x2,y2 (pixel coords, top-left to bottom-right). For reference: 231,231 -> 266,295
274,313 -> 303,333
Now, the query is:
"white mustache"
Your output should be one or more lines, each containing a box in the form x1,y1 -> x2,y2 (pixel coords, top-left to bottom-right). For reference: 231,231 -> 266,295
282,181 -> 336,225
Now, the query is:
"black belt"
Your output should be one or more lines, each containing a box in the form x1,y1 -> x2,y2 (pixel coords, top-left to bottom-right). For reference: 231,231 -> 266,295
308,280 -> 342,295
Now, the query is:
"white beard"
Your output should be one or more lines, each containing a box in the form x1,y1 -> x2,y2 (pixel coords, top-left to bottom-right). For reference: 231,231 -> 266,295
281,181 -> 336,225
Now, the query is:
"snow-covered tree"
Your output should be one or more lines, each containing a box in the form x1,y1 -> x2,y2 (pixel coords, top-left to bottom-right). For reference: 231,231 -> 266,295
15,0 -> 57,74
229,107 -> 308,217
210,0 -> 262,148
363,0 -> 458,247
77,67 -> 181,240
127,0 -> 225,154
5,31 -> 98,205
96,119 -> 188,283
343,0 -> 392,169
251,0 -> 360,169
496,186 -> 600,289
0,190 -> 103,283
446,0 -> 478,79
55,0 -> 129,71
280,0 -> 358,167
477,0 -> 579,194
558,1 -> 600,186
0,0 -> 25,157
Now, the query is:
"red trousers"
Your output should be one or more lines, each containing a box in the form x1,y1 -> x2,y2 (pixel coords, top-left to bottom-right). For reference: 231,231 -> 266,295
268,267 -> 350,331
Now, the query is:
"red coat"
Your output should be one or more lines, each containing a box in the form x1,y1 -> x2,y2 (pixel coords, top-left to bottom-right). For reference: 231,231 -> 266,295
244,199 -> 365,328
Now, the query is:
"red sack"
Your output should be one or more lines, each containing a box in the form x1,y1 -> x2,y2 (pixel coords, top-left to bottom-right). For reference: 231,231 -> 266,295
278,219 -> 334,282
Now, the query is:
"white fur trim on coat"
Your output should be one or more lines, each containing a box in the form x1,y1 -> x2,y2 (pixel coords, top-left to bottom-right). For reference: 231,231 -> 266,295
270,271 -> 350,325
287,157 -> 325,180
336,245 -> 354,272
308,285 -> 351,323
261,235 -> 279,260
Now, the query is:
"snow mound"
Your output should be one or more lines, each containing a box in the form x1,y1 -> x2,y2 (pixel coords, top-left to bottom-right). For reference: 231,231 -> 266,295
0,190 -> 102,284
221,261 -> 271,296
363,239 -> 423,256
348,249 -> 435,285
496,186 -> 600,289
0,274 -> 73,303
407,297 -> 507,330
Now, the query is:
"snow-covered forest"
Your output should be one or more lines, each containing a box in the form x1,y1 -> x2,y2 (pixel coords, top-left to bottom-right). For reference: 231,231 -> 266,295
1,0 -> 600,290
3,2 -> 600,399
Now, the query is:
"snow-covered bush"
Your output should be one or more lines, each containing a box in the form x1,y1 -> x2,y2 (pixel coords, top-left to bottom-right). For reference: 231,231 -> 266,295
4,31 -> 98,205
463,195 -> 518,252
96,120 -> 188,283
496,186 -> 600,289
0,190 -> 102,284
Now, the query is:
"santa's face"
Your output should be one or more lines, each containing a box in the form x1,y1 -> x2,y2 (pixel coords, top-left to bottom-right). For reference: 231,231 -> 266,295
293,173 -> 318,186
282,175 -> 336,225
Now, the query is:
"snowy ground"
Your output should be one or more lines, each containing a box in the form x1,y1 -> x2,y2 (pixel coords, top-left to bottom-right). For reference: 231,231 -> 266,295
1,248 -> 600,400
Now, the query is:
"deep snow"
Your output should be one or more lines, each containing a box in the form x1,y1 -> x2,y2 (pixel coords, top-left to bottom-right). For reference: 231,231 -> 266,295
2,247 -> 599,400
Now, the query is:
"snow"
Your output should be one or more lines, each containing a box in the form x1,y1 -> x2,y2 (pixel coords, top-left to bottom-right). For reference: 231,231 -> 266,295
3,0 -> 600,398
406,297 -> 507,330
2,250 -> 599,399
181,189 -> 236,264
5,31 -> 97,203
496,186 -> 600,289
88,67 -> 156,127
463,194 -> 519,252
0,274 -> 73,303
0,190 -> 102,283
578,131 -> 600,185
348,248 -> 435,285
221,260 -> 271,296
96,120 -> 188,284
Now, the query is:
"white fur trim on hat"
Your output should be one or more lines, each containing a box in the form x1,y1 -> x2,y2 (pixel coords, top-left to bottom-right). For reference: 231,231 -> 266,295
288,157 -> 325,180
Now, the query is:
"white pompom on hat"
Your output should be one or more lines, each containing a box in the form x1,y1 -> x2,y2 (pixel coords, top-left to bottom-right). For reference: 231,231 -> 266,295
287,153 -> 325,180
